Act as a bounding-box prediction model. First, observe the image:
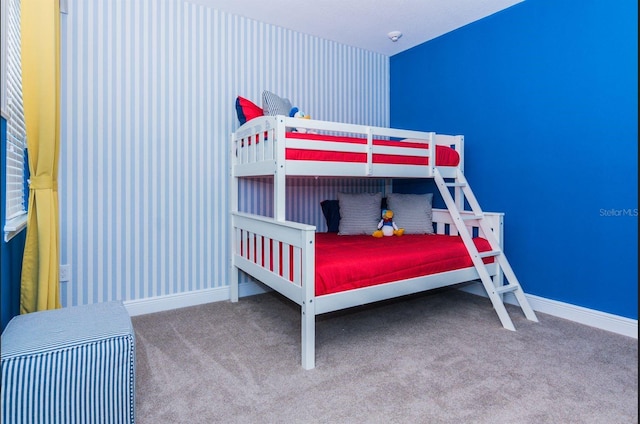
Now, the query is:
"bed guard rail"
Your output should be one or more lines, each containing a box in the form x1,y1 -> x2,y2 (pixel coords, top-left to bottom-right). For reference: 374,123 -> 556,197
231,116 -> 463,178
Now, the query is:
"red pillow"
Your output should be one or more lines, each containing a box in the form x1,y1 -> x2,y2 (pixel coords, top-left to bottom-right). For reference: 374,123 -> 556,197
235,96 -> 263,125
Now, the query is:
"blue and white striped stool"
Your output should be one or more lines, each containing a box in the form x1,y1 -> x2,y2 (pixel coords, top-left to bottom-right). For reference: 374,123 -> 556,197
1,301 -> 136,424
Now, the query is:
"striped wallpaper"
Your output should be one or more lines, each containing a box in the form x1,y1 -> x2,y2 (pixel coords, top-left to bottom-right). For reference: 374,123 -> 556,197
59,0 -> 390,307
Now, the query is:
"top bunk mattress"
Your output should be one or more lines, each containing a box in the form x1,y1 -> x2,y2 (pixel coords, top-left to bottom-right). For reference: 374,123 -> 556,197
285,132 -> 460,167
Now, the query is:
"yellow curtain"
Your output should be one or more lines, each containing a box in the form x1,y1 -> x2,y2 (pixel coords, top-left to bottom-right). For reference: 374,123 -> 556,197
19,0 -> 61,313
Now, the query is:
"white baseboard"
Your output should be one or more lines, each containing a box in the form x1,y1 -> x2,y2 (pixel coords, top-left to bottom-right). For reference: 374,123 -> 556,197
124,281 -> 637,340
459,282 -> 637,339
123,282 -> 268,317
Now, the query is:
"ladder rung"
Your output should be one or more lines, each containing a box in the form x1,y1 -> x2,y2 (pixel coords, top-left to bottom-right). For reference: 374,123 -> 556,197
445,182 -> 466,187
479,249 -> 501,258
461,214 -> 483,221
495,284 -> 519,295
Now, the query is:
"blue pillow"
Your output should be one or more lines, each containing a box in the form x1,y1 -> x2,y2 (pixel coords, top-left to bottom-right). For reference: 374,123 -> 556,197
320,200 -> 340,233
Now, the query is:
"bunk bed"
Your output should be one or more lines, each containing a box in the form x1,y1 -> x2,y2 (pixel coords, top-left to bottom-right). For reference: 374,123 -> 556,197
230,114 -> 538,369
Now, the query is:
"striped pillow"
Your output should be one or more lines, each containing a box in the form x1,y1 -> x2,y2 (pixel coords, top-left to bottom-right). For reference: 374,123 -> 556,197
262,90 -> 293,116
385,193 -> 434,234
337,192 -> 383,235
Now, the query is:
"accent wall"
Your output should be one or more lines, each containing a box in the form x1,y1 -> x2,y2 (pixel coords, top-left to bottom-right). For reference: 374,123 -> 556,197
58,0 -> 389,307
390,0 -> 638,319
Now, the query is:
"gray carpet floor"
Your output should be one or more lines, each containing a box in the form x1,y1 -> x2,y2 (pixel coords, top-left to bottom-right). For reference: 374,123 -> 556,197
132,288 -> 638,424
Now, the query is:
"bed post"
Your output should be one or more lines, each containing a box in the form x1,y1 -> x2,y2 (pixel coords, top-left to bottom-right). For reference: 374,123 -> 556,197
274,116 -> 287,221
300,229 -> 316,370
301,299 -> 315,370
455,136 -> 464,211
384,178 -> 393,196
230,132 -> 239,303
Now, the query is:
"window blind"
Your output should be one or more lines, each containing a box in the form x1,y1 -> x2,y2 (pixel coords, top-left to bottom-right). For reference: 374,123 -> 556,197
2,0 -> 27,241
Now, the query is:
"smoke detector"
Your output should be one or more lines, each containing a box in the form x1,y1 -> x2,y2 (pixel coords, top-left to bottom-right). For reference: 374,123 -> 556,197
387,31 -> 403,42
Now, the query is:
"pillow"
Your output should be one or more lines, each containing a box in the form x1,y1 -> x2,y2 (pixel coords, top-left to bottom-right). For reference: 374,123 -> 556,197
262,90 -> 293,116
235,96 -> 263,125
320,200 -> 341,233
385,193 -> 434,234
337,192 -> 383,235
322,197 -> 388,233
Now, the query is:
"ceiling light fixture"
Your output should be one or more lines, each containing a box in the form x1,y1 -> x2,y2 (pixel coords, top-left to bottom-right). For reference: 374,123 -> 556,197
387,31 -> 402,42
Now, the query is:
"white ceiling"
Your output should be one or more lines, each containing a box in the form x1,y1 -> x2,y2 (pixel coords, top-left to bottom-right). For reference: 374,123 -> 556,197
189,0 -> 524,56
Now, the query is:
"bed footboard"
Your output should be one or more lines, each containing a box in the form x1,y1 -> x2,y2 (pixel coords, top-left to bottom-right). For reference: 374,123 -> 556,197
230,212 -> 316,304
230,212 -> 317,369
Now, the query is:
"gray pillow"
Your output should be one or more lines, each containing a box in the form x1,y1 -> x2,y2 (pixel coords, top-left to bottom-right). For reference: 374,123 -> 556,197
337,192 -> 383,235
262,90 -> 292,116
385,193 -> 434,234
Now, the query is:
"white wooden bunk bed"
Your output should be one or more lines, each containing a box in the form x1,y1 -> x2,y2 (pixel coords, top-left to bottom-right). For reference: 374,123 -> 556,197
230,115 -> 538,369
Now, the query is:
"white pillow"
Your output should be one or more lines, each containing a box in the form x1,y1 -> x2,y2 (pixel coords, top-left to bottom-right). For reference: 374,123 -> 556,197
337,192 -> 383,235
385,193 -> 434,234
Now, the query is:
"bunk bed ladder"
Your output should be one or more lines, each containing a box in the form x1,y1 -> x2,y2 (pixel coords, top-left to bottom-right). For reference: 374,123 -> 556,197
433,168 -> 538,331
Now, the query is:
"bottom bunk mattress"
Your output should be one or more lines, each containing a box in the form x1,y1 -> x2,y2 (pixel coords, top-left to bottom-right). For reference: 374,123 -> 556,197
315,233 -> 493,296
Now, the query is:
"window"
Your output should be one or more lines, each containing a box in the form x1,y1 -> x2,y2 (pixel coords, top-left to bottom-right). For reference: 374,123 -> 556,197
2,0 -> 27,242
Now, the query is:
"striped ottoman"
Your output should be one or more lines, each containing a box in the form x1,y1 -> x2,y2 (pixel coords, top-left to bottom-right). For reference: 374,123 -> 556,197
1,301 -> 135,424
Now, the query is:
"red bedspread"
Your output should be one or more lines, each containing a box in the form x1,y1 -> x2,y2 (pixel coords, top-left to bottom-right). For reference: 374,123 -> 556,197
285,132 -> 460,166
315,233 -> 492,296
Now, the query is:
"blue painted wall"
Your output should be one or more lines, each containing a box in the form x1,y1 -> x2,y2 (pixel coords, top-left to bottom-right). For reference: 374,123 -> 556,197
1,116 -> 25,331
390,0 -> 638,319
